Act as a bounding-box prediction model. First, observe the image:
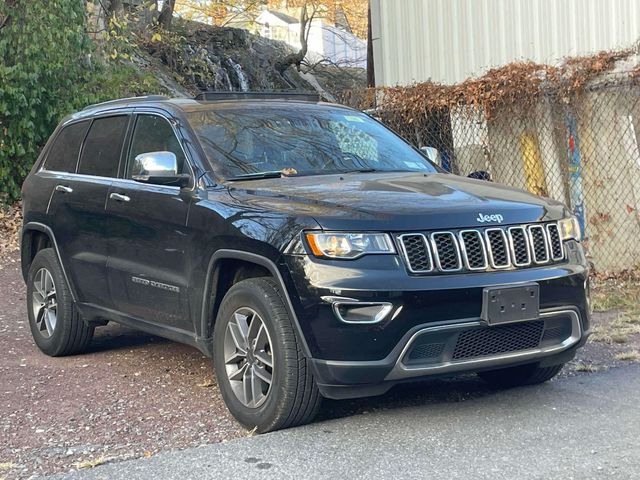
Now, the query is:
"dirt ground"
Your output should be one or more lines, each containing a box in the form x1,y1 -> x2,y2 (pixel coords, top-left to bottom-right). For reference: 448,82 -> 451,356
1,252 -> 639,479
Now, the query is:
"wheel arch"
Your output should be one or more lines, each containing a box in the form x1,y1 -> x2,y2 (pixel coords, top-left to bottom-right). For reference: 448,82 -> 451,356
200,249 -> 311,358
21,222 -> 76,301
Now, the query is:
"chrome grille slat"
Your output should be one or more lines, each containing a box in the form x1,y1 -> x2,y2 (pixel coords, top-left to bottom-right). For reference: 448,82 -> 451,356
398,222 -> 565,274
507,226 -> 532,266
430,232 -> 462,271
546,224 -> 564,261
528,225 -> 550,264
458,230 -> 488,270
485,228 -> 511,269
398,233 -> 433,273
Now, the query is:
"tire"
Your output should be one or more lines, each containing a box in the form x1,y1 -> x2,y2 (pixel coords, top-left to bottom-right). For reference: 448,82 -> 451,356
478,362 -> 565,388
213,277 -> 321,433
26,248 -> 94,356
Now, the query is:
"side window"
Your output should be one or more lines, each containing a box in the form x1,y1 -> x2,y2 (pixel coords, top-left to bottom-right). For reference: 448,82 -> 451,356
44,121 -> 90,172
127,114 -> 187,177
77,115 -> 129,177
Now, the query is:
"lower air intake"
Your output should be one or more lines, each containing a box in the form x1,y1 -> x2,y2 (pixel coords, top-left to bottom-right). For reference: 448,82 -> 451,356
452,321 -> 545,360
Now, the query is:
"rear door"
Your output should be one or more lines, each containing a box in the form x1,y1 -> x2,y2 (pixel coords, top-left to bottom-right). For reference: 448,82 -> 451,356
46,114 -> 130,307
105,112 -> 195,331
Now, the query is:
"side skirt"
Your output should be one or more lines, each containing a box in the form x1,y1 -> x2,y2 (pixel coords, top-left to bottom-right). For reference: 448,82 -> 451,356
77,303 -> 213,357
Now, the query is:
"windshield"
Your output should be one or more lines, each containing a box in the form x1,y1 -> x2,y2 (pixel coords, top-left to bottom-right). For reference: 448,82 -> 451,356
186,105 -> 438,179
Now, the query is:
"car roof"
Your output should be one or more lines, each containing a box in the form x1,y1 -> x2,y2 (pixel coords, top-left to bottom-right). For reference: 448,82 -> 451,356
67,93 -> 356,122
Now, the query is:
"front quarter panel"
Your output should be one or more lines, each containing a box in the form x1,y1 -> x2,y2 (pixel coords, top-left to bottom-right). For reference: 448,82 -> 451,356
185,187 -> 320,337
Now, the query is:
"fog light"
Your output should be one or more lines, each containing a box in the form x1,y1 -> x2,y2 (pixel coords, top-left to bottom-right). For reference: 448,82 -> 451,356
322,296 -> 395,324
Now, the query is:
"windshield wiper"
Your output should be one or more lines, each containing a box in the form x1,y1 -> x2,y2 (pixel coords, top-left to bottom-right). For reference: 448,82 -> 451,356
340,168 -> 381,173
226,171 -> 285,181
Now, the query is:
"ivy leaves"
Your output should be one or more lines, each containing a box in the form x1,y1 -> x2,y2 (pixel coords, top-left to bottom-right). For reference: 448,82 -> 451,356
0,0 -> 90,203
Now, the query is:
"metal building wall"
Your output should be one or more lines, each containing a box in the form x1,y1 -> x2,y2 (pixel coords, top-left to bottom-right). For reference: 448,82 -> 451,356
371,0 -> 640,86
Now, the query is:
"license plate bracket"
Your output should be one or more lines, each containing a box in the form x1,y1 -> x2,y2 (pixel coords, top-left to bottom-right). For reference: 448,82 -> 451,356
481,283 -> 540,326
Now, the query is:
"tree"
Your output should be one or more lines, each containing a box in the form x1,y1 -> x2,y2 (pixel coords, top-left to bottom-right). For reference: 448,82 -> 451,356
109,0 -> 124,16
176,0 -> 265,27
159,0 -> 177,28
275,0 -> 318,74
270,0 -> 368,91
268,0 -> 368,39
367,0 -> 374,87
0,0 -> 93,203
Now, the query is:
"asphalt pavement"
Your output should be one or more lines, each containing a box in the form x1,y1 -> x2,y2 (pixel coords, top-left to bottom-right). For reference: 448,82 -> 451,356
53,363 -> 640,479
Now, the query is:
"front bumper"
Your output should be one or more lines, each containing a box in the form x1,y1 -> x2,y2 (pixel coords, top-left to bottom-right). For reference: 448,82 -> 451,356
281,241 -> 590,399
311,307 -> 587,399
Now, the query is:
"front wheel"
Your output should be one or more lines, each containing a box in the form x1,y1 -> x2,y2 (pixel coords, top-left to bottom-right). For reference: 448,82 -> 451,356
213,277 -> 321,433
478,362 -> 565,388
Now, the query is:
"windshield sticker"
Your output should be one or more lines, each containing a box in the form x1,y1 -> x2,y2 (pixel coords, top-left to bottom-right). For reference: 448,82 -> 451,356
344,115 -> 365,123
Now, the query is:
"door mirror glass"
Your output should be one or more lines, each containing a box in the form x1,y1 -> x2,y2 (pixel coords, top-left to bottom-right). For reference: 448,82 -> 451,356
420,146 -> 441,166
131,151 -> 190,187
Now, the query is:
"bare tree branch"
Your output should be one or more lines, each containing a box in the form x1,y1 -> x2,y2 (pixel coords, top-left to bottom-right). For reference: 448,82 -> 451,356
158,0 -> 176,28
0,0 -> 17,32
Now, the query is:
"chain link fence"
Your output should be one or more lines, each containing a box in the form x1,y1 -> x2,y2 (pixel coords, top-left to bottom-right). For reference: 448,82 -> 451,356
341,75 -> 640,274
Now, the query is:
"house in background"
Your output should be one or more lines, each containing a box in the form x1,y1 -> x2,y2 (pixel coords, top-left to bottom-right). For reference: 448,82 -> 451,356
370,0 -> 640,86
255,9 -> 367,68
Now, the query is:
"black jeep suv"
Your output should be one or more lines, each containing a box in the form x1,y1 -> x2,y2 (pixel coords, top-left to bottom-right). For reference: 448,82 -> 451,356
21,93 -> 590,432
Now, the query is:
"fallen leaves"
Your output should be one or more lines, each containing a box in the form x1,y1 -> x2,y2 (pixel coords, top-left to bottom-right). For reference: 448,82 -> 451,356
197,378 -> 215,388
614,350 -> 640,361
0,202 -> 21,257
73,456 -> 110,469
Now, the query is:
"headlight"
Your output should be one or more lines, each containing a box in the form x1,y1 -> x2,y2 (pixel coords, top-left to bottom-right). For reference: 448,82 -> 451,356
305,232 -> 396,259
558,216 -> 581,241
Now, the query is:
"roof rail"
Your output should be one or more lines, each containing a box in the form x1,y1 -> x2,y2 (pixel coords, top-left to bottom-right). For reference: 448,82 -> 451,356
82,95 -> 170,111
194,91 -> 322,102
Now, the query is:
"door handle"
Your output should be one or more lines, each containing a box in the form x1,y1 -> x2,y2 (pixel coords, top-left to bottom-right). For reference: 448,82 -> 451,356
55,185 -> 73,194
109,193 -> 131,202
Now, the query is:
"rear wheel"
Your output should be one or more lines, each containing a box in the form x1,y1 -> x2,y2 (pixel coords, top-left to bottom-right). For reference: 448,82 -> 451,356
478,362 -> 565,388
26,248 -> 94,356
213,277 -> 321,432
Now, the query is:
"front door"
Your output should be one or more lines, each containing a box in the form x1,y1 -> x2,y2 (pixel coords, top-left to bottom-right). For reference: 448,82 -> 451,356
105,113 -> 195,331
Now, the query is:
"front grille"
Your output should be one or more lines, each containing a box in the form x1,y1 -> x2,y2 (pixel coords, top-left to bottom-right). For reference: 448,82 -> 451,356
486,228 -> 510,268
431,232 -> 461,271
452,320 -> 545,360
398,234 -> 432,272
508,227 -> 531,266
398,222 -> 564,274
460,230 -> 487,270
547,224 -> 564,260
529,225 -> 550,263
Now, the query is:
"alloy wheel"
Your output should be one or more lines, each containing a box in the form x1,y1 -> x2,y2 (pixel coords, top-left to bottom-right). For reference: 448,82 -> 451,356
223,307 -> 274,408
32,268 -> 57,338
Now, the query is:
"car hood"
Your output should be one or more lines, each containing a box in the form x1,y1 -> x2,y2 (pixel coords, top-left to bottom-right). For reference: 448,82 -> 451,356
226,172 -> 568,231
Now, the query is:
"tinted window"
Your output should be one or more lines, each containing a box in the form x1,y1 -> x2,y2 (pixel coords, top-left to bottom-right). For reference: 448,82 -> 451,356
127,114 -> 187,177
186,106 -> 437,179
77,115 -> 128,177
44,121 -> 90,172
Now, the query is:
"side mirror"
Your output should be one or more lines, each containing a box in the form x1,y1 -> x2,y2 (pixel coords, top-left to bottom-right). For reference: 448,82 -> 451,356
467,170 -> 492,182
420,146 -> 442,167
131,151 -> 190,187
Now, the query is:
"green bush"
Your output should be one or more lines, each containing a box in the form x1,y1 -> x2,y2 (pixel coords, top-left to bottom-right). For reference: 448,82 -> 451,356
0,0 -> 91,203
0,1 -> 164,205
